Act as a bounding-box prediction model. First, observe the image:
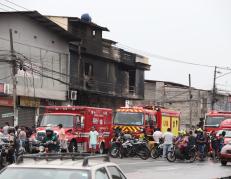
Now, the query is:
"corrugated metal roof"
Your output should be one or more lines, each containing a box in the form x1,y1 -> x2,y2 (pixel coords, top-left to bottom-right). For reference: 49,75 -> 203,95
0,11 -> 80,42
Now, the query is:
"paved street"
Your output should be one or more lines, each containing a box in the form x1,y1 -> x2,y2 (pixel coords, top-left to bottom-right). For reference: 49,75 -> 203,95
112,158 -> 231,179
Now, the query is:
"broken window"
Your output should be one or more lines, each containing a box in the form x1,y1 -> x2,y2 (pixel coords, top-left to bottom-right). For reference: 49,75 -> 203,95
85,63 -> 93,77
128,70 -> 136,93
92,30 -> 96,37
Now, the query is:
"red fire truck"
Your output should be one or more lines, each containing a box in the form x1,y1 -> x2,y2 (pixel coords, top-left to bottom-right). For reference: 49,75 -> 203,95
204,111 -> 231,132
113,106 -> 181,137
30,106 -> 113,153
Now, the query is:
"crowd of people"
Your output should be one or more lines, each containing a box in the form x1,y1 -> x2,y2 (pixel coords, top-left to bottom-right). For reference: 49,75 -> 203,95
153,127 -> 226,161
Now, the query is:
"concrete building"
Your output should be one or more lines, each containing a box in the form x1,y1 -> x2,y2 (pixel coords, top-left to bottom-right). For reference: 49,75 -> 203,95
130,80 -> 231,128
0,11 -> 78,126
0,11 -> 150,127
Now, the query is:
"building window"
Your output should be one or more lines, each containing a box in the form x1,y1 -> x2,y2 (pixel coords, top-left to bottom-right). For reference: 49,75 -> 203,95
92,30 -> 96,37
85,63 -> 93,77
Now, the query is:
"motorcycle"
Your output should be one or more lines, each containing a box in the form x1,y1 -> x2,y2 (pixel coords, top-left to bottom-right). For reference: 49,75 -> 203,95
0,139 -> 10,168
109,138 -> 123,158
166,145 -> 197,163
121,139 -> 150,160
39,140 -> 60,153
150,142 -> 164,159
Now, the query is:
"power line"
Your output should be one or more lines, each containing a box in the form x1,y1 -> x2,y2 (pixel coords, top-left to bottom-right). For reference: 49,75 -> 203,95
117,43 -> 231,70
0,2 -> 17,11
1,0 -> 231,72
3,0 -> 29,11
0,36 -> 69,55
2,0 -> 228,71
0,6 -> 7,11
216,71 -> 231,79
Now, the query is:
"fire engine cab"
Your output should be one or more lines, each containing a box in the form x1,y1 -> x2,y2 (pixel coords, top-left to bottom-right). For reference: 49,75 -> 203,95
32,106 -> 113,154
113,106 -> 181,137
204,111 -> 231,132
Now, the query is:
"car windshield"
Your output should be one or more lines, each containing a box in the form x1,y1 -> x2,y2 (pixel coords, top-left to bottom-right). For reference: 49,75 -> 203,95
114,112 -> 144,125
205,116 -> 226,127
0,168 -> 90,179
217,130 -> 231,138
40,115 -> 74,128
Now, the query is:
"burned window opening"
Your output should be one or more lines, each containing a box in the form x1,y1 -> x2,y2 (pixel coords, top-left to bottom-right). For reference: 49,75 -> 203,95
85,63 -> 93,77
128,70 -> 136,93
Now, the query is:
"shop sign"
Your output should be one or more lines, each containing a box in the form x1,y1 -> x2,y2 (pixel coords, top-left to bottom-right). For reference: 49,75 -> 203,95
2,112 -> 14,118
0,97 -> 13,106
20,96 -> 40,107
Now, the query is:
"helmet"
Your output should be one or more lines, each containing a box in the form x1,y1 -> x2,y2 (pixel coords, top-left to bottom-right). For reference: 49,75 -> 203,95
197,128 -> 203,132
45,127 -> 53,133
178,130 -> 186,135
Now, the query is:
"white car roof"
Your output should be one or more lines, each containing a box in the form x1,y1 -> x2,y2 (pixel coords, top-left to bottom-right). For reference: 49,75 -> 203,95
7,154 -> 119,171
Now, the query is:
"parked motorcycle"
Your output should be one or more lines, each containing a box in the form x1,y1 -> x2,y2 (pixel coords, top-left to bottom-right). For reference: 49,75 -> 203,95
109,139 -> 123,158
121,139 -> 150,160
0,137 -> 16,168
166,145 -> 197,163
150,142 -> 164,159
0,140 -> 10,168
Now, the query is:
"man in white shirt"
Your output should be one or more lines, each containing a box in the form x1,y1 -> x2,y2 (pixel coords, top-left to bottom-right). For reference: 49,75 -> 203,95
89,126 -> 99,155
2,122 -> 9,136
162,128 -> 174,158
153,128 -> 163,144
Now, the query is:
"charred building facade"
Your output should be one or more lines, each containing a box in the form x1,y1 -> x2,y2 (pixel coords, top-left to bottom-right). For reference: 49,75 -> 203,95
48,15 -> 150,110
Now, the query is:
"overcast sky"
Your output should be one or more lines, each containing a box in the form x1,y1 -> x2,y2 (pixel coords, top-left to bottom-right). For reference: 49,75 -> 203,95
7,0 -> 231,90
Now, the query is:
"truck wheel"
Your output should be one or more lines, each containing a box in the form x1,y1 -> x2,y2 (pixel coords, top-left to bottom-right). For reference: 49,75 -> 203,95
99,143 -> 105,154
221,160 -> 227,166
68,140 -> 77,153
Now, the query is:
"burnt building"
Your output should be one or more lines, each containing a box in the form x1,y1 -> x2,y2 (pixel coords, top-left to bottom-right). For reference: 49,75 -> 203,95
48,15 -> 150,110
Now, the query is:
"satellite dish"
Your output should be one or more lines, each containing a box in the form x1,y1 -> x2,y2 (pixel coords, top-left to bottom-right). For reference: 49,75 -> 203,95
81,13 -> 92,23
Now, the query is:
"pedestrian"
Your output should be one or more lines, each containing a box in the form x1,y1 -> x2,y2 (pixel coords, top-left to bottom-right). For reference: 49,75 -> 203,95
218,131 -> 226,153
153,128 -> 163,144
18,127 -> 27,148
58,123 -> 68,152
210,130 -> 219,160
162,128 -> 174,158
196,128 -> 206,161
3,122 -> 10,136
89,126 -> 99,155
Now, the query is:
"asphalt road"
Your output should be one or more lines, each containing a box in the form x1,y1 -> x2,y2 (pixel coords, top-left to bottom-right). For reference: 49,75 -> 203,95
112,157 -> 231,179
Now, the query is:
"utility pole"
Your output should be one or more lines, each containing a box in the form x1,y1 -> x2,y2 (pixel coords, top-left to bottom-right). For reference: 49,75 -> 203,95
212,66 -> 217,110
9,29 -> 18,127
189,74 -> 192,128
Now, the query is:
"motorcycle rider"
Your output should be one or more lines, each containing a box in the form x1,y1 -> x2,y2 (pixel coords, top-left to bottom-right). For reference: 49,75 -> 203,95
175,130 -> 188,157
42,127 -> 58,153
153,128 -> 163,144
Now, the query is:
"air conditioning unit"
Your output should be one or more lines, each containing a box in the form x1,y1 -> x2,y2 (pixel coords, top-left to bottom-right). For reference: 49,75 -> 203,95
69,90 -> 77,100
